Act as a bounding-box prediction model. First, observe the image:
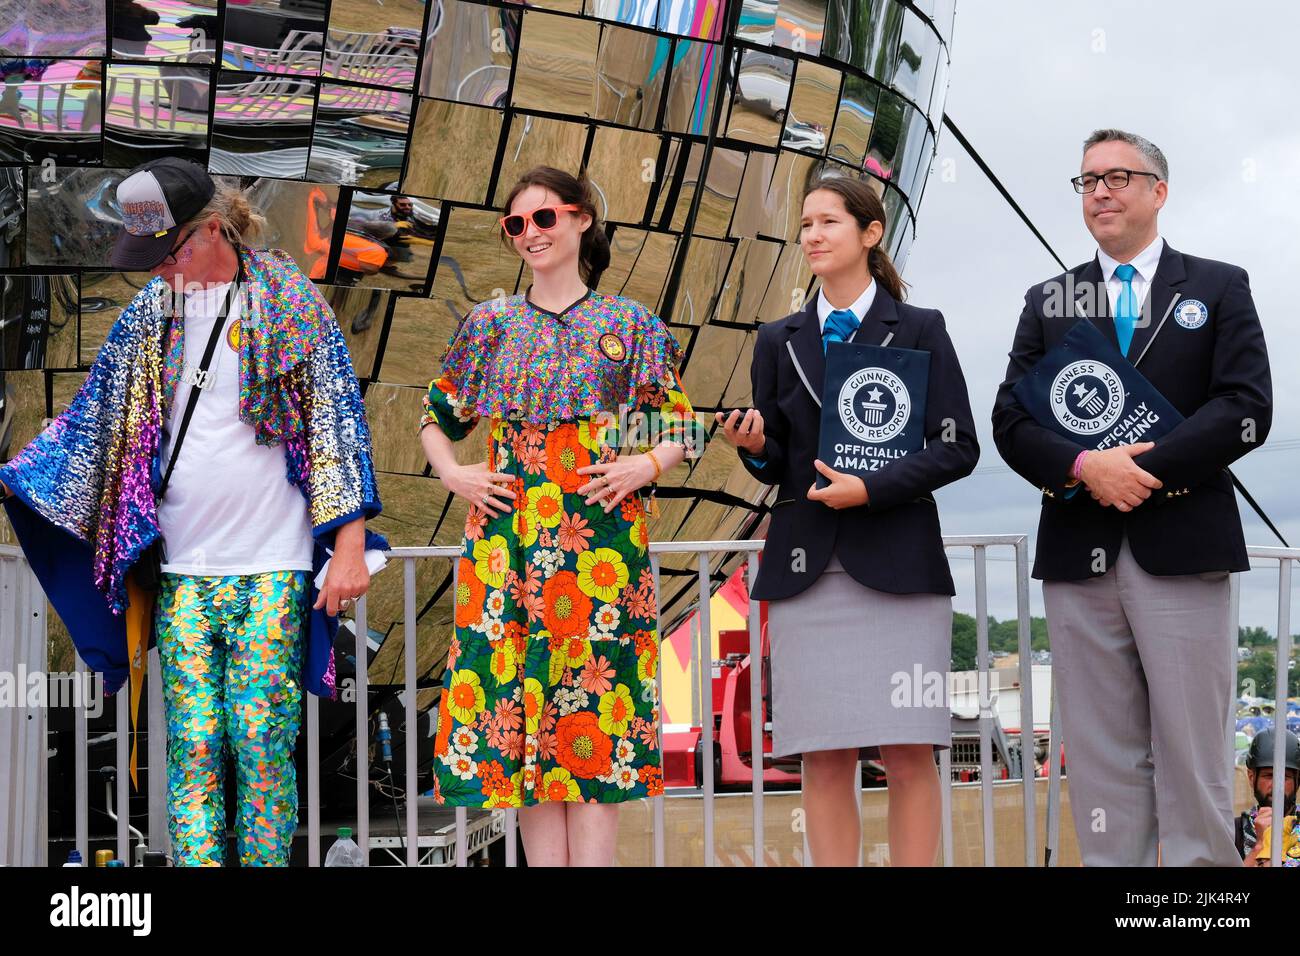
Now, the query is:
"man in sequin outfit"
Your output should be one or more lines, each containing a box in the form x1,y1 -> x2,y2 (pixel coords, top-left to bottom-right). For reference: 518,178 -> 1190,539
0,158 -> 384,865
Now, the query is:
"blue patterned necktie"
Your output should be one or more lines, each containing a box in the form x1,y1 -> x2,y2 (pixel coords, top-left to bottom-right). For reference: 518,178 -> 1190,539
823,308 -> 860,353
1113,262 -> 1139,357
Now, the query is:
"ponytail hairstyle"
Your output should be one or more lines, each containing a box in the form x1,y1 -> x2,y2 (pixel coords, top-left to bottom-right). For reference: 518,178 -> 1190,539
499,165 -> 611,288
802,176 -> 908,302
186,181 -> 267,249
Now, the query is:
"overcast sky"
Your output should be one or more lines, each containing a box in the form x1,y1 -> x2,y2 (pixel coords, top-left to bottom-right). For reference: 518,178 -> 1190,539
906,0 -> 1300,631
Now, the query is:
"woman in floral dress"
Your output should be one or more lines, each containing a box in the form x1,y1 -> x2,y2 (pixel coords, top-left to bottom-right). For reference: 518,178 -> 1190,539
419,166 -> 706,865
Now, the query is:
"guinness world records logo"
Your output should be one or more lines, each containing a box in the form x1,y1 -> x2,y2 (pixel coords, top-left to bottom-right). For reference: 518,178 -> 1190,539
837,367 -> 910,443
1049,360 -> 1124,435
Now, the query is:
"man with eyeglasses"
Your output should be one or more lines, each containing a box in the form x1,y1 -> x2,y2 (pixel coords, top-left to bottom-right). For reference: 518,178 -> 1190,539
992,129 -> 1272,866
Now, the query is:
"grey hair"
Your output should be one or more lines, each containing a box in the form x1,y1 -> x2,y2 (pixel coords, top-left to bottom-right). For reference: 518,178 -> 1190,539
1083,129 -> 1168,182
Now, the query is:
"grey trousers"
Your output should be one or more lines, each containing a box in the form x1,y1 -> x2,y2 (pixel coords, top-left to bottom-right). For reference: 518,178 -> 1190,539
1042,533 -> 1239,866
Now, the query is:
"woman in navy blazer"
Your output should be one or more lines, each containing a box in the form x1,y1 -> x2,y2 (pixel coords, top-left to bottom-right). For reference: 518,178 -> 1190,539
716,177 -> 979,865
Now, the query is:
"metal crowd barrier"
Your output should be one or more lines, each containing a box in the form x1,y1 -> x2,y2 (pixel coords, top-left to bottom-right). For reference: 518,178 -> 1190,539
5,536 -> 1295,866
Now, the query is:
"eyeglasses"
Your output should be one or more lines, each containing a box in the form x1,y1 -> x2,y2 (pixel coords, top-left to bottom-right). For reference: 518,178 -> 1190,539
499,203 -> 580,238
1071,168 -> 1161,194
158,226 -> 196,266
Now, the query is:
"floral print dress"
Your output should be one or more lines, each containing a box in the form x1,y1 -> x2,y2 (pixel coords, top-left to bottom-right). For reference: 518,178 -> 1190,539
422,288 -> 706,807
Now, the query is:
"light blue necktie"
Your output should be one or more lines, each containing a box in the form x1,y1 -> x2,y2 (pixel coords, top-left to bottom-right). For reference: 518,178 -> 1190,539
823,308 -> 860,353
1113,263 -> 1139,358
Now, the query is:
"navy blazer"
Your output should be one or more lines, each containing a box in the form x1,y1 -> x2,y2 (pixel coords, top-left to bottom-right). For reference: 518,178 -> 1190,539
739,285 -> 980,600
991,242 -> 1272,580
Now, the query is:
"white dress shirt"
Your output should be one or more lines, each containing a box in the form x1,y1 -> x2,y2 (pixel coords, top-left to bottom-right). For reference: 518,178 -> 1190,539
816,279 -> 878,332
1096,234 -> 1163,315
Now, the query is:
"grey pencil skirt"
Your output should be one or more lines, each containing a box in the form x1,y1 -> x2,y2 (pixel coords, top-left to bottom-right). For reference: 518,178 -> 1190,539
766,554 -> 953,759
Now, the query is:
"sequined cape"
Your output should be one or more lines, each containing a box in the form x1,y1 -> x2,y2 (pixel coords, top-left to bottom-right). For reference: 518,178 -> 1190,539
0,247 -> 384,698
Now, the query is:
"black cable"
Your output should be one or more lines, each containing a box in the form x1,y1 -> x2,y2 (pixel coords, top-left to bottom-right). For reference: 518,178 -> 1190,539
941,114 -> 1067,272
943,113 -> 1287,548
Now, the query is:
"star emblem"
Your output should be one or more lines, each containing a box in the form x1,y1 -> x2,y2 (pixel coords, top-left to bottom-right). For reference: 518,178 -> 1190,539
1072,382 -> 1090,399
866,386 -> 883,402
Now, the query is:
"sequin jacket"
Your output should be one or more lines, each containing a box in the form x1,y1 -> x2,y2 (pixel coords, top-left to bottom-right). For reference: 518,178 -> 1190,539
0,248 -> 383,698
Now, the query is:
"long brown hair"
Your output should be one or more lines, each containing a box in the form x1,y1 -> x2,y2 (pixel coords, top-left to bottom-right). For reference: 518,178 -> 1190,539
802,176 -> 908,302
499,166 -> 611,287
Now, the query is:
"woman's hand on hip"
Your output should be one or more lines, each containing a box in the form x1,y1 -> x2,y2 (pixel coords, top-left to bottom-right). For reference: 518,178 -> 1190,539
806,459 -> 868,510
713,409 -> 765,454
439,461 -> 516,518
576,455 -> 656,513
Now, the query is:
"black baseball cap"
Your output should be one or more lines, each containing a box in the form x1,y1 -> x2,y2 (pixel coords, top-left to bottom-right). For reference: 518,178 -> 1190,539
110,157 -> 217,270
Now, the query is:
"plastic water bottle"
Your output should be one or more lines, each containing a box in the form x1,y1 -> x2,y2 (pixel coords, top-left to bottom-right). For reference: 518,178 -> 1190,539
63,850 -> 84,867
324,826 -> 364,867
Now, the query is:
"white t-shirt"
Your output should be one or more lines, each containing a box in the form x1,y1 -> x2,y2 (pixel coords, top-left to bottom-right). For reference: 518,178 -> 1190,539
157,280 -> 315,575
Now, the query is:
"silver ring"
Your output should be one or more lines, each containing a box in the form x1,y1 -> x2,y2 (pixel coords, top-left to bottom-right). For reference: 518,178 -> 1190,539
339,597 -> 354,610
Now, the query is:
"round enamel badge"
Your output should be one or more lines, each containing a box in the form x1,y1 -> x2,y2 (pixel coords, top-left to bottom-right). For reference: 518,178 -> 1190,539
599,333 -> 626,361
1174,298 -> 1208,330
226,319 -> 240,352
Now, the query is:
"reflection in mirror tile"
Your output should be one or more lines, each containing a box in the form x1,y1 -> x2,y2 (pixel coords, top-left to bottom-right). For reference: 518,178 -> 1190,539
0,0 -> 105,56
364,381 -> 429,475
0,274 -> 77,370
588,0 -> 657,30
403,99 -> 500,203
756,238 -> 812,323
666,142 -> 741,239
418,0 -> 516,106
104,62 -> 208,168
782,59 -> 837,155
826,0 -> 902,78
512,10 -> 599,117
664,38 -> 724,135
865,89 -> 903,182
222,0 -> 325,76
209,71 -> 314,179
657,0 -> 724,40
671,235 -> 731,326
326,284 -> 391,378
726,48 -> 790,148
426,207 -> 521,321
112,0 -> 218,62
598,227 -> 676,312
323,0 -> 422,89
714,235 -> 780,325
736,0 -> 776,44
308,83 -> 411,188
491,114 -> 587,208
894,7 -> 941,110
338,189 -> 438,293
895,109 -> 930,198
380,294 -> 458,388
77,271 -> 147,363
765,148 -> 819,241
0,59 -> 102,164
585,126 -> 661,222
0,167 -> 24,269
241,176 -> 339,279
728,148 -> 775,239
828,71 -> 875,168
773,0 -> 824,57
593,25 -> 669,129
26,166 -> 124,267
928,48 -> 949,121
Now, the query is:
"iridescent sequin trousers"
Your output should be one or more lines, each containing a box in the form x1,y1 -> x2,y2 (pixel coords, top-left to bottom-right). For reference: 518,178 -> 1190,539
156,570 -> 307,866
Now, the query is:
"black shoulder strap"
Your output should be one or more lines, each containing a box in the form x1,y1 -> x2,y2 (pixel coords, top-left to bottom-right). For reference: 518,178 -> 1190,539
157,251 -> 244,500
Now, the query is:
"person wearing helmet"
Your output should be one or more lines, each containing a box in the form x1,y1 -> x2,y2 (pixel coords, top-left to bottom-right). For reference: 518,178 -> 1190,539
1238,727 -> 1300,866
